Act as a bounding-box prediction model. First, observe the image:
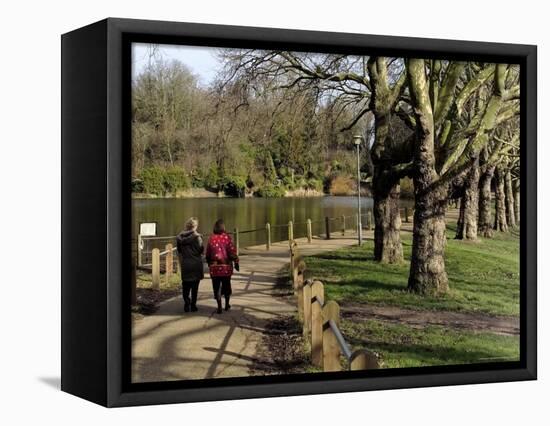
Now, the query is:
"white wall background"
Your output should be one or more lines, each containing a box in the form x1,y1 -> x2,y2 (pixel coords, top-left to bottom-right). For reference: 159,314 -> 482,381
0,0 -> 546,424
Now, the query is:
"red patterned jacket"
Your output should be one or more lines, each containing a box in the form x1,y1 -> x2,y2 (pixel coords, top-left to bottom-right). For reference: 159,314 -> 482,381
205,232 -> 239,277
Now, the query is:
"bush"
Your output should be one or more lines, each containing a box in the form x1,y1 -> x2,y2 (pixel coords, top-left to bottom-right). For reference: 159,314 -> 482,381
131,178 -> 144,193
219,175 -> 247,197
204,166 -> 220,190
139,166 -> 165,195
137,166 -> 189,196
256,184 -> 286,198
306,178 -> 323,192
330,175 -> 355,196
163,167 -> 190,193
282,175 -> 297,190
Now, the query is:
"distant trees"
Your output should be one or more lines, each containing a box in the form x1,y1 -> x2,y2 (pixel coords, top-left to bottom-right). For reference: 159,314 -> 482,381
131,57 -> 358,197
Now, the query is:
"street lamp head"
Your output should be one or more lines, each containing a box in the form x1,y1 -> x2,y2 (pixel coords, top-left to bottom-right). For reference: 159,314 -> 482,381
353,135 -> 363,146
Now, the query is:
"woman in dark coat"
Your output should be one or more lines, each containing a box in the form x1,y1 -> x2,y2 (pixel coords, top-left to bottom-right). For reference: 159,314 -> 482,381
206,219 -> 239,314
176,217 -> 204,312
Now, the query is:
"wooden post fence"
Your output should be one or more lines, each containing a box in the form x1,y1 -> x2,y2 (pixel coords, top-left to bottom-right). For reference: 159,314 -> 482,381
341,215 -> 346,236
350,349 -> 379,370
295,253 -> 379,372
288,221 -> 294,246
152,248 -> 160,290
137,234 -> 143,267
266,222 -> 271,250
234,228 -> 240,255
325,217 -> 331,240
303,281 -> 312,335
311,281 -> 324,367
322,301 -> 341,372
307,219 -> 312,243
165,243 -> 173,282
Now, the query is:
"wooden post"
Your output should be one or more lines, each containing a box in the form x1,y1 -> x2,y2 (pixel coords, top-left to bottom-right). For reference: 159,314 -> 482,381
152,248 -> 160,290
288,220 -> 294,246
234,228 -> 239,255
303,281 -> 312,336
137,234 -> 143,267
405,207 -> 409,223
290,241 -> 298,276
266,222 -> 271,250
295,261 -> 306,317
341,215 -> 346,236
165,243 -> 173,281
306,219 -> 312,243
311,281 -> 324,367
356,213 -> 359,234
367,210 -> 372,231
325,217 -> 330,240
350,349 -> 379,371
322,301 -> 341,372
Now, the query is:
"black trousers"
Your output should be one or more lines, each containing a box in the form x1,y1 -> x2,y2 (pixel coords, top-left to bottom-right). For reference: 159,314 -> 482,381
211,276 -> 232,299
182,280 -> 200,304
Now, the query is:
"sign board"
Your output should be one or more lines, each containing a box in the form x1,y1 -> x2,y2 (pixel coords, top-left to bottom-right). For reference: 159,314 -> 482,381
139,222 -> 157,237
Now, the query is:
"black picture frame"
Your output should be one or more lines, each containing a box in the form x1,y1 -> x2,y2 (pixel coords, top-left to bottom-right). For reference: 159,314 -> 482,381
61,17 -> 537,407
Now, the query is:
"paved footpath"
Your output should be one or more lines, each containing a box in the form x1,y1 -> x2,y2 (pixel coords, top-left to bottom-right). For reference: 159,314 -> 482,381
132,232 -> 364,383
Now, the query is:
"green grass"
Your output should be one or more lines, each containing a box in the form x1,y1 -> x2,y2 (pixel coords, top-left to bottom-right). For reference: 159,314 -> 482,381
341,320 -> 520,368
305,223 -> 520,316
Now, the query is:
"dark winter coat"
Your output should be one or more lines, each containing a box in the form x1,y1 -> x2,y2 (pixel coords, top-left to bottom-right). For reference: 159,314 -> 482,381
176,230 -> 205,282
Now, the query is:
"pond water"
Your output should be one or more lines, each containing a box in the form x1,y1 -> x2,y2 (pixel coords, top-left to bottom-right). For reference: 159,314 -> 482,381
132,196 -> 413,248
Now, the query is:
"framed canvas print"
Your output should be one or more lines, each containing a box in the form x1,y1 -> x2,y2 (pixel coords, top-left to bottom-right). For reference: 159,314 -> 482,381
61,18 -> 537,407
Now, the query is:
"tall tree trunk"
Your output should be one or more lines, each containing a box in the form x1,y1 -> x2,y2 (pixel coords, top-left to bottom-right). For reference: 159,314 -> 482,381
373,173 -> 403,263
407,58 -> 449,295
408,186 -> 449,295
494,167 -> 508,232
478,164 -> 495,237
513,179 -> 520,224
368,58 -> 405,264
504,170 -> 516,228
456,195 -> 465,239
455,157 -> 480,240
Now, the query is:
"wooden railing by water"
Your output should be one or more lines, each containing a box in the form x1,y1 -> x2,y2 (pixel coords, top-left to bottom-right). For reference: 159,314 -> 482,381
137,206 -> 414,290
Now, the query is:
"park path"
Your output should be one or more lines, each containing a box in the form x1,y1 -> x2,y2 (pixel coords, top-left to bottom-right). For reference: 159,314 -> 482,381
132,232 -> 364,383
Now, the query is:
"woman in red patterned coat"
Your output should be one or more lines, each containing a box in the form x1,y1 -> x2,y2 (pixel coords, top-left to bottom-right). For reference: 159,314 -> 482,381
205,219 -> 239,314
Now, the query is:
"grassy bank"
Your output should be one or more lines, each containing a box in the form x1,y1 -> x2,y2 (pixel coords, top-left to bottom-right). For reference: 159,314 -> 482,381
341,320 -> 519,368
303,219 -> 520,367
305,223 -> 520,316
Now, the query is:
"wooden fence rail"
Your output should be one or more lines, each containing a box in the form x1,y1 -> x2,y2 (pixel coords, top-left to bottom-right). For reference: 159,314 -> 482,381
290,242 -> 379,372
137,206 -> 414,278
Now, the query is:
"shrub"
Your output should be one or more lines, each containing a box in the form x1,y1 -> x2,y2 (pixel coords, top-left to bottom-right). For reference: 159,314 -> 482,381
330,175 -> 355,196
219,175 -> 247,197
163,167 -> 190,193
256,184 -> 286,198
131,178 -> 144,193
137,166 -> 190,196
203,166 -> 220,190
140,166 -> 165,195
306,178 -> 323,192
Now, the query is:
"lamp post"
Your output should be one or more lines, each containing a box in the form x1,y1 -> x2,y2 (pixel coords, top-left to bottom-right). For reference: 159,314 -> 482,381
353,135 -> 364,245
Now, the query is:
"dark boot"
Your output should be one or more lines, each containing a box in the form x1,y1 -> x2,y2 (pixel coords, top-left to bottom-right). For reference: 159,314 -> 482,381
216,297 -> 222,314
182,282 -> 191,313
190,281 -> 199,312
224,295 -> 231,311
